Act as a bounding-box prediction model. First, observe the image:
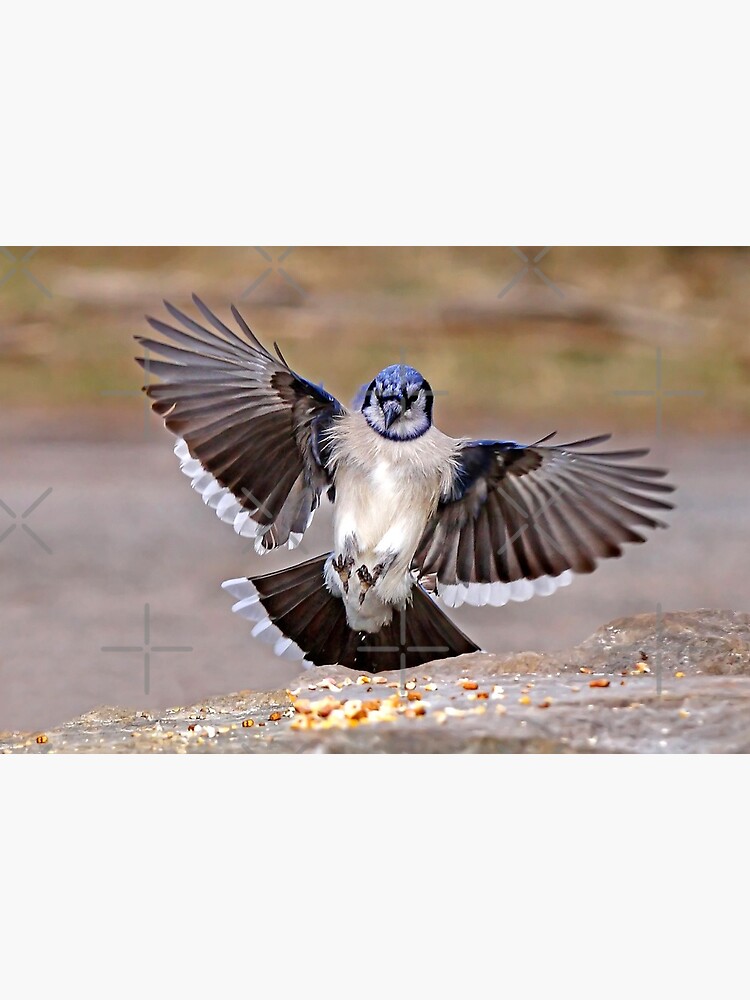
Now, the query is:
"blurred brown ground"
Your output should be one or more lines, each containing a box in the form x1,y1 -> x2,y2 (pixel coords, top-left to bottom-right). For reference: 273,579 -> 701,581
1,247 -> 748,731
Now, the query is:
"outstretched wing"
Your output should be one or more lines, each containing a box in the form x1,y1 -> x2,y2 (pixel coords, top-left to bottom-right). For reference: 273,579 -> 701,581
136,295 -> 345,553
413,434 -> 675,608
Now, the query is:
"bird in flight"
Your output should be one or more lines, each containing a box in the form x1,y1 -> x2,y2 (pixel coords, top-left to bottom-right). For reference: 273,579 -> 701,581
136,295 -> 674,672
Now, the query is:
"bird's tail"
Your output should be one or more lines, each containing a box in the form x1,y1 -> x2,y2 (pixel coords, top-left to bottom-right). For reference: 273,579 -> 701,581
222,554 -> 479,672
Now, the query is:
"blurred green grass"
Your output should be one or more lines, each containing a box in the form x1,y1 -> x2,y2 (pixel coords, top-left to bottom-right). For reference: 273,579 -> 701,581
1,247 -> 748,439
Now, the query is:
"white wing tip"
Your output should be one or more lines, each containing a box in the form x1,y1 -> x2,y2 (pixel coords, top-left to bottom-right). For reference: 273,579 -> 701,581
438,570 -> 576,608
172,438 -> 316,551
222,577 -> 256,599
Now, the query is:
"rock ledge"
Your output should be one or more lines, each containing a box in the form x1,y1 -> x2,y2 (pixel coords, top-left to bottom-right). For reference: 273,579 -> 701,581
3,610 -> 749,753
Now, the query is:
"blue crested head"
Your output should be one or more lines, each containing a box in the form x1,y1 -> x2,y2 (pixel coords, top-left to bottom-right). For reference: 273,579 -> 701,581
361,363 -> 434,440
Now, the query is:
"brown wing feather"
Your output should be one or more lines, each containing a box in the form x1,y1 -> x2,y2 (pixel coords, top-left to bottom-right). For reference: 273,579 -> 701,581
135,295 -> 345,551
414,436 -> 675,602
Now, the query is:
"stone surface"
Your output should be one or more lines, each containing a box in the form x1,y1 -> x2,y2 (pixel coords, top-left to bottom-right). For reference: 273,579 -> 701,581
2,610 -> 749,754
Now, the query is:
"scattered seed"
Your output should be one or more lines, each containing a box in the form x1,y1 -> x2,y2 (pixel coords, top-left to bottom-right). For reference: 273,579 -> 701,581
315,698 -> 343,719
241,719 -> 255,728
462,681 -> 479,691
589,679 -> 610,688
318,678 -> 342,691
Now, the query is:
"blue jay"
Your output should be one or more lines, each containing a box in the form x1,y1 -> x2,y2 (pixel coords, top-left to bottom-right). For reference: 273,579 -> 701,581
136,295 -> 674,672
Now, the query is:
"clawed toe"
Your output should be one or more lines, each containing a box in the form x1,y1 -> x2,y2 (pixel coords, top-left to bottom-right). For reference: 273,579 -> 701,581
357,564 -> 374,604
333,554 -> 354,594
356,562 -> 392,605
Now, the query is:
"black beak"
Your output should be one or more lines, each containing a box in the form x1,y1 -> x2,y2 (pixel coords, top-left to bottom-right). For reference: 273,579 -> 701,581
382,399 -> 402,430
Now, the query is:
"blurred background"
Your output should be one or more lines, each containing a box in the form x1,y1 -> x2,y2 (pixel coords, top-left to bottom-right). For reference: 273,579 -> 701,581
1,246 -> 748,731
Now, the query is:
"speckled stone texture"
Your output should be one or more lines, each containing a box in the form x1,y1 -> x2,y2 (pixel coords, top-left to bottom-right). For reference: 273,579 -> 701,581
3,610 -> 749,753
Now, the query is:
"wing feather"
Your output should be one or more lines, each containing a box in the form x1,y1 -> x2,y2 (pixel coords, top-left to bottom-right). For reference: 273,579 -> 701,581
414,436 -> 674,608
136,298 -> 345,551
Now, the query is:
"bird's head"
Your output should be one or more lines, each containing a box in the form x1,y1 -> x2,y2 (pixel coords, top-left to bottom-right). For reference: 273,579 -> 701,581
361,364 -> 434,440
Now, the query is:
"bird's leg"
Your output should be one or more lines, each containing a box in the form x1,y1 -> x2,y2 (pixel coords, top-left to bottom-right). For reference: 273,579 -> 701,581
371,551 -> 397,583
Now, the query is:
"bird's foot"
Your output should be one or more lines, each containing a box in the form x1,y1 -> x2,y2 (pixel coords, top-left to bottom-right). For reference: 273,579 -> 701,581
356,557 -> 394,605
332,553 -> 355,594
